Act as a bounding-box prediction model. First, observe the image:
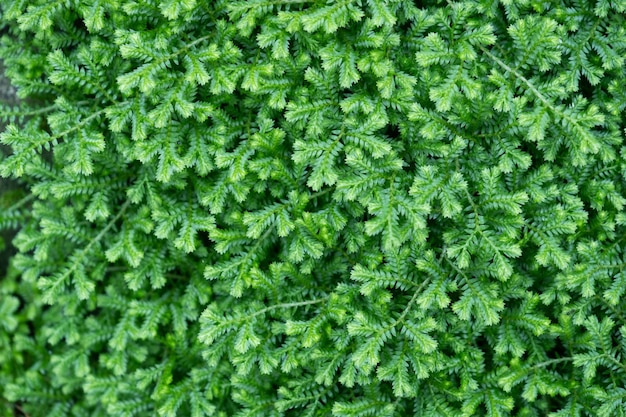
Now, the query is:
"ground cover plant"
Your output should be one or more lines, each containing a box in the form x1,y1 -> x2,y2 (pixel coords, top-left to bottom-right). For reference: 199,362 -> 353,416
1,0 -> 626,416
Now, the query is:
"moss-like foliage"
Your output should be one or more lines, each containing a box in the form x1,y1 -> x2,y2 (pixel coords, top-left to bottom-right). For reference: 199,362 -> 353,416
1,1 -> 626,416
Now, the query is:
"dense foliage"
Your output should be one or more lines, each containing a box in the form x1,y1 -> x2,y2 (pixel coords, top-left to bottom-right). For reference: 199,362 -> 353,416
1,0 -> 626,416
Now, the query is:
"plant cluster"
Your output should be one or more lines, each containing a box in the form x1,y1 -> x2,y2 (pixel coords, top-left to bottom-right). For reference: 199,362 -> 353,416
1,0 -> 626,416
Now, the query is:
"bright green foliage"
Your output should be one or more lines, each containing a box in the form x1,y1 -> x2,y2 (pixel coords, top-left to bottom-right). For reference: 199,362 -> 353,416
1,0 -> 626,416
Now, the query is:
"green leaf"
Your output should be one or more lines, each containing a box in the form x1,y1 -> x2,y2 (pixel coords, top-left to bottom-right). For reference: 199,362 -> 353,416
0,296 -> 20,331
301,1 -> 365,34
453,276 -> 504,325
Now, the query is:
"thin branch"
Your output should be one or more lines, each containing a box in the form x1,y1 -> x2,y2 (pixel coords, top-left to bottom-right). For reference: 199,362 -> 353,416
4,192 -> 36,212
42,200 -> 131,301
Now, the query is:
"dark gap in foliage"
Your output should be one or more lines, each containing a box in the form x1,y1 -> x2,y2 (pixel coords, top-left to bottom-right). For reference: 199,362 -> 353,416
145,19 -> 157,32
475,334 -> 495,369
266,238 -> 281,259
446,286 -> 461,308
72,18 -> 87,33
578,73 -> 594,100
197,230 -> 212,250
170,362 -> 189,385
384,123 -> 400,142
12,402 -> 30,417
517,137 -> 543,165
424,216 -> 444,248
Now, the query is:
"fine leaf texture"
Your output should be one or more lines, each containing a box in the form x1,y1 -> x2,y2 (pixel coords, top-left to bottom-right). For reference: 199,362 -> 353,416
0,0 -> 626,416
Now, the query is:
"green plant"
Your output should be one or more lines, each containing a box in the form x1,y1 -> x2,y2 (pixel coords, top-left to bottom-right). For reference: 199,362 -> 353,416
1,0 -> 626,416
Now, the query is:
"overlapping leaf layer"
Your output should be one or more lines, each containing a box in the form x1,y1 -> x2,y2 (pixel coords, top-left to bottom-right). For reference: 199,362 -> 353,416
1,0 -> 626,416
